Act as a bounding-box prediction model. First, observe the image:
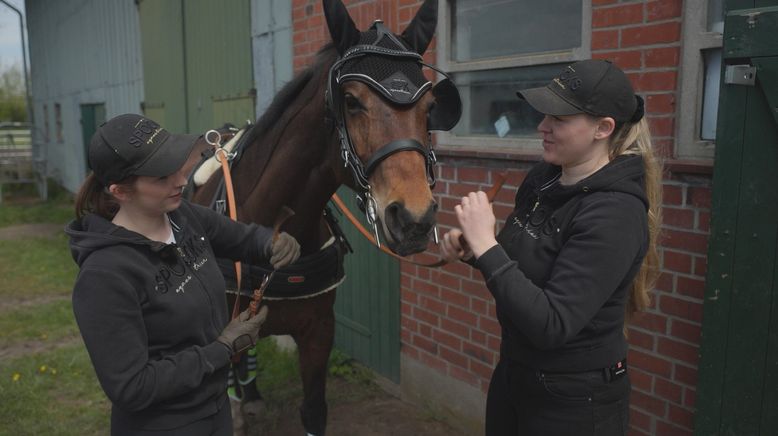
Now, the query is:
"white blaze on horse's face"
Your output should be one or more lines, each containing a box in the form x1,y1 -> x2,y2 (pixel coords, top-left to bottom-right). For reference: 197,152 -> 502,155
342,81 -> 438,256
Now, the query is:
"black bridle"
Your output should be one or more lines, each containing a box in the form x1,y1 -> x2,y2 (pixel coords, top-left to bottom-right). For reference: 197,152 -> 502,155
325,23 -> 461,243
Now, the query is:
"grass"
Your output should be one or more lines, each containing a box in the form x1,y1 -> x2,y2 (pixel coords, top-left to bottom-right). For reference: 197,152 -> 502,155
0,179 -> 74,227
0,234 -> 78,300
0,202 -> 73,228
0,299 -> 78,349
0,344 -> 110,435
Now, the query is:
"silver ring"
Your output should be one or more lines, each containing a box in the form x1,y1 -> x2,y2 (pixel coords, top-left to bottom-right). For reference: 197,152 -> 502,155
204,130 -> 222,146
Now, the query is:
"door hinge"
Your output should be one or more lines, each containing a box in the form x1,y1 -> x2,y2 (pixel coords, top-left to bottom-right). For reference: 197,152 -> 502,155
725,65 -> 757,86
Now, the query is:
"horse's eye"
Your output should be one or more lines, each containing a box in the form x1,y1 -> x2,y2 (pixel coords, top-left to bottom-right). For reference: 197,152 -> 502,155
344,94 -> 364,113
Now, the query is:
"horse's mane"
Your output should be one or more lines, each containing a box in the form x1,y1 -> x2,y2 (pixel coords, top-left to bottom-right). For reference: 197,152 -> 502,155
231,43 -> 339,203
240,43 -> 337,152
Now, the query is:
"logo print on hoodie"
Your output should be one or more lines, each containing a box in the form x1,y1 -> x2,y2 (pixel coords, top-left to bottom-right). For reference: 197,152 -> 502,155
154,234 -> 210,294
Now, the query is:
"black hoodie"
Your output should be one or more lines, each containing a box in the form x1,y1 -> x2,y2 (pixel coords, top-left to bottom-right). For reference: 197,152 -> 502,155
474,154 -> 649,372
66,200 -> 272,431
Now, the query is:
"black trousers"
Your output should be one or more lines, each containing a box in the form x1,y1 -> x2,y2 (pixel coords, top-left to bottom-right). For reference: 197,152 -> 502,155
111,401 -> 232,436
485,358 -> 630,436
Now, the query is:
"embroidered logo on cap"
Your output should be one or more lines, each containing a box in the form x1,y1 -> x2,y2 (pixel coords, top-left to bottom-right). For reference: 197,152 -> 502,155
128,118 -> 164,148
553,66 -> 582,91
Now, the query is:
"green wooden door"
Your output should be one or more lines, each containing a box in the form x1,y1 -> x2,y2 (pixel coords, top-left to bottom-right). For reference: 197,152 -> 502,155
333,188 -> 401,382
138,0 -> 254,134
80,103 -> 105,169
695,3 -> 778,435
138,0 -> 187,133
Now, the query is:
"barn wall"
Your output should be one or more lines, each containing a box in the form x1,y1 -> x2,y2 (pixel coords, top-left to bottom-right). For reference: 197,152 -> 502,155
26,0 -> 144,192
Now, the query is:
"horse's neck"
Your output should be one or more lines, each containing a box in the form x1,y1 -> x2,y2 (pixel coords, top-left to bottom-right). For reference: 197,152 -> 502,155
238,115 -> 347,254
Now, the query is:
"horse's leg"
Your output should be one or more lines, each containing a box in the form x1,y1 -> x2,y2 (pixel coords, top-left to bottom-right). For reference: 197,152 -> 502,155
238,346 -> 268,430
292,290 -> 337,436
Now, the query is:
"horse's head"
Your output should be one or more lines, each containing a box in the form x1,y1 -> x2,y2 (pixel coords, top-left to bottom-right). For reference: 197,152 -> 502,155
324,0 -> 461,257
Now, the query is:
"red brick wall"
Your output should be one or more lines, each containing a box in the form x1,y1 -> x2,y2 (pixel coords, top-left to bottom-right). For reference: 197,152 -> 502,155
292,1 -> 710,434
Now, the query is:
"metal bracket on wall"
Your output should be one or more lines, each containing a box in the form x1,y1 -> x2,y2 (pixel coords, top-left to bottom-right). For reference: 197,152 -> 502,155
725,65 -> 757,86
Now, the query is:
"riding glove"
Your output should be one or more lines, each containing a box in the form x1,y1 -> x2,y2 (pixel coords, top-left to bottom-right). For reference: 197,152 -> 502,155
217,306 -> 269,355
267,232 -> 301,269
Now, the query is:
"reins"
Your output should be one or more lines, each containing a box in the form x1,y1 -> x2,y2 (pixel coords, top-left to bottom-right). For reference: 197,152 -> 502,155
330,171 -> 508,268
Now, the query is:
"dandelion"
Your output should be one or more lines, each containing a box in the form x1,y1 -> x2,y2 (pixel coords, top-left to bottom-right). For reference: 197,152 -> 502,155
12,372 -> 21,382
39,365 -> 47,373
40,333 -> 48,340
50,368 -> 58,375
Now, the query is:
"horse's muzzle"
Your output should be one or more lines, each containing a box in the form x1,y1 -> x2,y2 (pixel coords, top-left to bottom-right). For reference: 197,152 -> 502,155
383,200 -> 438,256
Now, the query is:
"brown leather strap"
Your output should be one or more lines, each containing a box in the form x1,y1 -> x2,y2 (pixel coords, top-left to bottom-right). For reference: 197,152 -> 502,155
249,206 -> 295,317
214,147 -> 244,321
331,172 -> 507,268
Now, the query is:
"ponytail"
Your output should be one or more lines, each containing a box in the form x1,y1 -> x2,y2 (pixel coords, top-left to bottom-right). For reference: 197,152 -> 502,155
608,118 -> 663,322
74,173 -> 136,220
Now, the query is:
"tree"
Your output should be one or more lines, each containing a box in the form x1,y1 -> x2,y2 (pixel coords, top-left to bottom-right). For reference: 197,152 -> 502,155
0,63 -> 27,122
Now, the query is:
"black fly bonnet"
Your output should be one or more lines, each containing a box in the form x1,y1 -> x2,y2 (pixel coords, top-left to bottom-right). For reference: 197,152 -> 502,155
326,20 -> 462,194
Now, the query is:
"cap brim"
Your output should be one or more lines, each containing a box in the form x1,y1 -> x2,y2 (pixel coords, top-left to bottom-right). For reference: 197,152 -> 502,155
516,86 -> 583,116
132,133 -> 200,178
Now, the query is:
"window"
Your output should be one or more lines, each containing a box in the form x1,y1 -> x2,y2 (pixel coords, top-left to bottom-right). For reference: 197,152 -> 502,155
677,0 -> 724,159
55,103 -> 63,143
436,0 -> 591,150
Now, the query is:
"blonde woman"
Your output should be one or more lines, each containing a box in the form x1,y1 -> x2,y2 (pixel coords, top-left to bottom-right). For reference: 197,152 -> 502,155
441,60 -> 661,436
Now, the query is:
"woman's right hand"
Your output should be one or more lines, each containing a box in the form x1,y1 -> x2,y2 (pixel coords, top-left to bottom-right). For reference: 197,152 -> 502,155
217,306 -> 269,355
440,228 -> 474,263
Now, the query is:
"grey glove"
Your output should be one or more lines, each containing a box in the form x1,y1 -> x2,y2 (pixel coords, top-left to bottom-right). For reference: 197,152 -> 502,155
217,306 -> 269,355
269,232 -> 300,269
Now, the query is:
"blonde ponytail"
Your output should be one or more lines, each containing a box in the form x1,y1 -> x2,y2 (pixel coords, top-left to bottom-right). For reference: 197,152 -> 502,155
609,118 -> 663,321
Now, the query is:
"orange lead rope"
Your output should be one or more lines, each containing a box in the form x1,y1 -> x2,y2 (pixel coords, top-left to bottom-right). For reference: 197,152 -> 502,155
331,171 -> 508,268
205,130 -> 245,322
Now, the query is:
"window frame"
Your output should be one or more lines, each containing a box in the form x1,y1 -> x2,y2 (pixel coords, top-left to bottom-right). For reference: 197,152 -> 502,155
435,0 -> 592,151
676,0 -> 723,160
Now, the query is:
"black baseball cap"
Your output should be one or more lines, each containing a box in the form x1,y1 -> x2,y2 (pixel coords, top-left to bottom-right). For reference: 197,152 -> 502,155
517,59 -> 641,123
88,114 -> 200,186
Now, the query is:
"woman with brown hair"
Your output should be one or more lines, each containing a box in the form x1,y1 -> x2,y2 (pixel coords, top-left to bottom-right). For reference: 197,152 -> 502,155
66,114 -> 300,435
441,59 -> 662,435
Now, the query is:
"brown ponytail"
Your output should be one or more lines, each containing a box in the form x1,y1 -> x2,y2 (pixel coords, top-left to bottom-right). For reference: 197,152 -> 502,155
608,118 -> 663,322
74,173 -> 136,220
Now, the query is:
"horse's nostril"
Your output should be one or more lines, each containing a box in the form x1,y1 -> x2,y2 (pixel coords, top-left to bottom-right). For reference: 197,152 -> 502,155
385,201 -> 438,243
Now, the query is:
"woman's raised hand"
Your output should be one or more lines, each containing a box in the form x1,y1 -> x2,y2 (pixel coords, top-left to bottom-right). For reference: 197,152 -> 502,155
455,191 -> 498,258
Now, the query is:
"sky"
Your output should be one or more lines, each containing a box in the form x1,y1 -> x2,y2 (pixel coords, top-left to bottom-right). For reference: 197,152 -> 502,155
0,0 -> 26,71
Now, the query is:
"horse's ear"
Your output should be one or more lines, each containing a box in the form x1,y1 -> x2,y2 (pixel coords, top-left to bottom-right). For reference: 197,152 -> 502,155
323,0 -> 361,55
401,0 -> 438,55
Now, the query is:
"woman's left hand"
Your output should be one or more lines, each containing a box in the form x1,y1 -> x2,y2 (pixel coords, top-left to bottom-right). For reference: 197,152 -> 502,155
455,191 -> 498,258
269,232 -> 300,269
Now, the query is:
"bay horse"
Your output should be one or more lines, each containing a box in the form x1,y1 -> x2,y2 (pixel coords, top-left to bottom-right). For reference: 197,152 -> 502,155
190,0 -> 460,434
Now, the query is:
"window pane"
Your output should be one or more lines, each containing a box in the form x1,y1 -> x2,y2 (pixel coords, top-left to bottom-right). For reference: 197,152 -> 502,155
451,64 -> 563,138
700,48 -> 722,141
708,0 -> 724,32
451,0 -> 582,62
